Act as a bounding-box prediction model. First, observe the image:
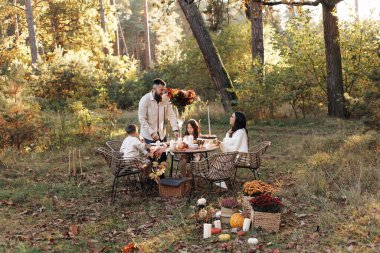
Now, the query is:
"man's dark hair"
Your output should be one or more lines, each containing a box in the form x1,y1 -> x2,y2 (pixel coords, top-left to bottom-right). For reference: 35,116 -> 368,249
153,78 -> 166,86
125,124 -> 137,135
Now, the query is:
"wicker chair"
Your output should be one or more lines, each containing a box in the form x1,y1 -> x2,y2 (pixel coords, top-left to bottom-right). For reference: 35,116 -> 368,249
106,140 -> 123,152
96,147 -> 149,202
236,141 -> 271,179
190,151 -> 238,198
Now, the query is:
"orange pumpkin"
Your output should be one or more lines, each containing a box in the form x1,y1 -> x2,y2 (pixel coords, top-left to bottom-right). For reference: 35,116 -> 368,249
230,213 -> 245,228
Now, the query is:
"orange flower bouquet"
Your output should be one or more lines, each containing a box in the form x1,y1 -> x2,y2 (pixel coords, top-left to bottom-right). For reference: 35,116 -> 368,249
243,180 -> 275,197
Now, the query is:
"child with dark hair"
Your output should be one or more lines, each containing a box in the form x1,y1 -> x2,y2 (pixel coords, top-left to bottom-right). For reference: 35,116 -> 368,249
179,119 -> 200,177
120,124 -> 151,159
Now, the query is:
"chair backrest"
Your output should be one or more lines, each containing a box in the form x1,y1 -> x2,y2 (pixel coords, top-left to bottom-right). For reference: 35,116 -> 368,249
208,151 -> 238,180
96,147 -> 144,176
250,141 -> 271,155
248,141 -> 271,170
106,140 -> 123,152
96,147 -> 118,175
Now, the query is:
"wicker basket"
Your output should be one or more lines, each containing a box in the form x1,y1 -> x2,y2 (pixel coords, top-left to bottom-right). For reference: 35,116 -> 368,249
251,210 -> 281,232
241,196 -> 252,214
159,178 -> 191,198
220,207 -> 238,224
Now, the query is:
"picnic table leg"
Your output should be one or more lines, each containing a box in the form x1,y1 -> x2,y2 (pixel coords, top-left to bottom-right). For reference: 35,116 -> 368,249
169,154 -> 174,177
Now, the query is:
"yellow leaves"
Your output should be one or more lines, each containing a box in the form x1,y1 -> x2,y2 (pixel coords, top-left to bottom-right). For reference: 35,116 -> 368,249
309,152 -> 331,167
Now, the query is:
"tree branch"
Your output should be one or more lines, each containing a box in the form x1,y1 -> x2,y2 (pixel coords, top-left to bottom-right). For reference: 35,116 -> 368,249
262,0 -> 321,6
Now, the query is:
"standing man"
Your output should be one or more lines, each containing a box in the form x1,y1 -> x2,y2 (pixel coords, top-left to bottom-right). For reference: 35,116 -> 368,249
138,78 -> 180,146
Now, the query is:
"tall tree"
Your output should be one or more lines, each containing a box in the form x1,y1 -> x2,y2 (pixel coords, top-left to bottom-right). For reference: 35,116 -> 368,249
13,0 -> 19,43
249,0 -> 264,73
321,0 -> 346,117
25,0 -> 38,63
99,0 -> 106,33
355,0 -> 359,20
245,0 -> 346,117
144,0 -> 152,69
111,0 -> 120,55
178,0 -> 237,112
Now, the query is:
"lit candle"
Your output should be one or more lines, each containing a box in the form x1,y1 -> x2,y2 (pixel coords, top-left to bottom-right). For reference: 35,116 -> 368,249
214,220 -> 222,229
207,106 -> 211,135
243,218 -> 251,232
203,223 -> 212,239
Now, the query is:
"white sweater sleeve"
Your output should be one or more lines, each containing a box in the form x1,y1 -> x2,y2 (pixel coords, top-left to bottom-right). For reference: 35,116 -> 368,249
132,138 -> 148,156
220,129 -> 248,153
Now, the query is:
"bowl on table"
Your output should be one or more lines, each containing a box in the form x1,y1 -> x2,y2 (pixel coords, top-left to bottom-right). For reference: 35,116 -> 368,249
188,143 -> 199,149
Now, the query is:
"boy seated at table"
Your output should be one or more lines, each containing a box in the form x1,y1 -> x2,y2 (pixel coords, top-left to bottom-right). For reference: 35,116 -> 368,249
120,124 -> 152,181
120,124 -> 152,159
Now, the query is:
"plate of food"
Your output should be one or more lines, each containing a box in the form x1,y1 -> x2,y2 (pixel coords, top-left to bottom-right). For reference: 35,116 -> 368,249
147,142 -> 167,148
198,134 -> 217,140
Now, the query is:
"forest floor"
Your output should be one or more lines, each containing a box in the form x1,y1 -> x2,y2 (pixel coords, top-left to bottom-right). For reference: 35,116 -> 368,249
0,117 -> 379,253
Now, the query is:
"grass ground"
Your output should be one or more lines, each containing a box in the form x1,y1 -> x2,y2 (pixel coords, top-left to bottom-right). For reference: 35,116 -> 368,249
0,116 -> 379,253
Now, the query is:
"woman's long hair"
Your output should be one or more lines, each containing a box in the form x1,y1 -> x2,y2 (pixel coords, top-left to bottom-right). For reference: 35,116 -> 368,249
184,119 -> 199,139
230,111 -> 248,139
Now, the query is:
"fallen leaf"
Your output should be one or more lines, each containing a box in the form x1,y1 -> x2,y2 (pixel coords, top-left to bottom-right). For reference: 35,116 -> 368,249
295,213 -> 307,218
69,224 -> 79,236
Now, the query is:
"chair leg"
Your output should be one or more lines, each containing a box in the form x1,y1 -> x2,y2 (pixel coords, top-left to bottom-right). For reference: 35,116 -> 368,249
112,176 -> 119,203
208,181 -> 213,199
170,156 -> 174,177
188,176 -> 195,203
226,180 -> 236,197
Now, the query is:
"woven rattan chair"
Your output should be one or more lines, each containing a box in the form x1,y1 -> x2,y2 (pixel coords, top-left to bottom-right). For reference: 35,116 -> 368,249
96,147 -> 149,202
236,141 -> 271,179
106,140 -> 123,152
190,151 -> 238,198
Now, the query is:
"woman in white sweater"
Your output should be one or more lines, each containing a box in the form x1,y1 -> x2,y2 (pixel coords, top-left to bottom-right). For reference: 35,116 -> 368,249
219,111 -> 248,153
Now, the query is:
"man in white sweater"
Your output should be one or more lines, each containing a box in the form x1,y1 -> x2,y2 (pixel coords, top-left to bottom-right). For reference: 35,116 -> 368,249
138,78 -> 179,144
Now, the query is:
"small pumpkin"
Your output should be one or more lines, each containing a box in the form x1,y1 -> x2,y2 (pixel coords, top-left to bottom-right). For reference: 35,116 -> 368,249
248,237 -> 259,245
211,228 -> 222,234
237,230 -> 246,236
218,234 -> 231,241
230,213 -> 245,228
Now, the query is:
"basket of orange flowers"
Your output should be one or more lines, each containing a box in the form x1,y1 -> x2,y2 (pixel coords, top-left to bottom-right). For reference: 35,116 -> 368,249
241,180 -> 276,214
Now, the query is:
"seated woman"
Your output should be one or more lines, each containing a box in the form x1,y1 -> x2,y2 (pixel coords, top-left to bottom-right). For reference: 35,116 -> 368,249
179,119 -> 200,177
218,111 -> 248,153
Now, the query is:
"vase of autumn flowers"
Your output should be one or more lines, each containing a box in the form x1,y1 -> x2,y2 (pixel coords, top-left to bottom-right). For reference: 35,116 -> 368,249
166,88 -> 197,116
249,194 -> 284,232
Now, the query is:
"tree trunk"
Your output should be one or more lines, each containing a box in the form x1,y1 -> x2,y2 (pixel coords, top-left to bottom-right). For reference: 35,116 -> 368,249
99,0 -> 106,33
14,0 -> 19,43
110,0 -> 120,55
178,0 -> 237,113
144,0 -> 152,69
249,0 -> 264,66
322,3 -> 346,118
355,0 -> 359,20
25,0 -> 38,64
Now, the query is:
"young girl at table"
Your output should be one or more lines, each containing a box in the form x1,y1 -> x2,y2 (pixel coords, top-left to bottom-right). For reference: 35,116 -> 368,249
218,111 -> 248,153
178,119 -> 200,177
